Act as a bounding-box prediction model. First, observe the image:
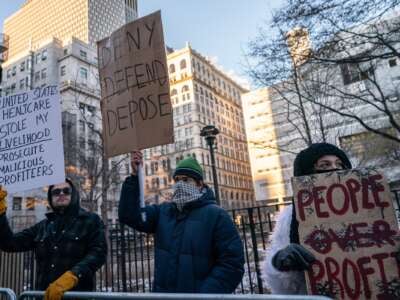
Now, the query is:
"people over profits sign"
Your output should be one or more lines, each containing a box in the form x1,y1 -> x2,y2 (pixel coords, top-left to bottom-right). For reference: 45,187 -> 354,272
97,11 -> 173,157
0,86 -> 65,193
293,169 -> 400,299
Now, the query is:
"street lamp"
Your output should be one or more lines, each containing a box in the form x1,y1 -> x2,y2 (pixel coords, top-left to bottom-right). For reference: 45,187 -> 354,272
200,125 -> 220,205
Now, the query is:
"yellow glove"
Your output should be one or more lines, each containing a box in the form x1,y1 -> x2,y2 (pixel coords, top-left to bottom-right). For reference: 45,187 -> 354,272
44,271 -> 78,300
0,187 -> 8,215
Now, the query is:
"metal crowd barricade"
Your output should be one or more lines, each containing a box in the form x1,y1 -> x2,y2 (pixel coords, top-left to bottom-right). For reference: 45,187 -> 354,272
19,291 -> 332,300
0,288 -> 17,300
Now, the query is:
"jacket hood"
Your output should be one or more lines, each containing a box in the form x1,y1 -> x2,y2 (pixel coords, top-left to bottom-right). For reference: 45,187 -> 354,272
47,178 -> 80,215
293,143 -> 352,177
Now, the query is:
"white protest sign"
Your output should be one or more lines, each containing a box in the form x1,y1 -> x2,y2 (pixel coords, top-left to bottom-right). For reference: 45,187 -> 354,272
0,85 -> 65,193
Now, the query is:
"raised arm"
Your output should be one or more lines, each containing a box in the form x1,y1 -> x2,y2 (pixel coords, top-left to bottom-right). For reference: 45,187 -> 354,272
118,151 -> 159,233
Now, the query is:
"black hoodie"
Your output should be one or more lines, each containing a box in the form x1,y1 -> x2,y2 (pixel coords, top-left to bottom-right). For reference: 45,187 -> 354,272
0,179 -> 107,291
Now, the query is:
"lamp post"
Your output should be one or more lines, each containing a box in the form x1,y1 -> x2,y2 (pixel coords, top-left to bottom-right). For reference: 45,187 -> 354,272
200,125 -> 220,205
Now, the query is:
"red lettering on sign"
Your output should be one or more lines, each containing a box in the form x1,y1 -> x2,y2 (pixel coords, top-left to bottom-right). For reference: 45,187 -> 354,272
297,189 -> 313,221
326,257 -> 344,298
369,174 -> 389,208
326,183 -> 349,215
345,178 -> 361,213
296,175 -> 390,221
357,256 -> 374,299
343,258 -> 361,299
308,252 -> 397,299
305,220 -> 397,254
313,186 -> 329,218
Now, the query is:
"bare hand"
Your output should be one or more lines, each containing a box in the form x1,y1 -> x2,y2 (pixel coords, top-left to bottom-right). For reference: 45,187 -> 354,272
130,151 -> 143,175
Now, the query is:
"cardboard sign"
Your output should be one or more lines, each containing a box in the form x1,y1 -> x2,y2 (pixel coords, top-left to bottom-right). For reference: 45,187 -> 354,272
97,11 -> 173,158
292,169 -> 400,299
0,86 -> 65,193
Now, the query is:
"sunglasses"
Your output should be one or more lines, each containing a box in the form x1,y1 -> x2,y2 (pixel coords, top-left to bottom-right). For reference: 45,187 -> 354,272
51,187 -> 72,196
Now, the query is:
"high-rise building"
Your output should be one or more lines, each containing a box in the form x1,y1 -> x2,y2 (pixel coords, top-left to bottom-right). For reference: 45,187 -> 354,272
4,0 -> 138,61
0,34 -> 8,96
143,44 -> 255,209
242,88 -> 289,203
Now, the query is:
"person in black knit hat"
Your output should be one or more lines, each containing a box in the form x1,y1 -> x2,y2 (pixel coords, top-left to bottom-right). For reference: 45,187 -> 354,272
262,143 -> 352,294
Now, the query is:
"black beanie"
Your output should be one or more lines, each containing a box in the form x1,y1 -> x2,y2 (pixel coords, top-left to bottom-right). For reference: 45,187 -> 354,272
290,143 -> 352,244
293,143 -> 352,177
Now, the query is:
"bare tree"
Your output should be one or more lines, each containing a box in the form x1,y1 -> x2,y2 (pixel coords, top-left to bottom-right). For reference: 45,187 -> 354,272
247,0 -> 400,148
61,66 -> 129,222
246,40 -> 343,154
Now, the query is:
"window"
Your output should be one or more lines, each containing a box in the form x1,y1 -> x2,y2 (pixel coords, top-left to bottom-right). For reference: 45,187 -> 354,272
63,49 -> 68,55
6,69 -> 11,78
26,197 -> 35,210
36,53 -> 41,64
182,85 -> 189,93
340,63 -> 374,85
180,59 -> 187,69
41,68 -> 47,80
20,62 -> 25,72
12,66 -> 16,76
170,89 -> 177,96
80,67 -> 88,80
87,105 -> 95,114
20,79 -> 25,89
41,49 -> 47,60
389,58 -> 397,67
80,50 -> 87,59
79,120 -> 85,134
169,64 -> 175,73
60,65 -> 66,76
13,197 -> 22,211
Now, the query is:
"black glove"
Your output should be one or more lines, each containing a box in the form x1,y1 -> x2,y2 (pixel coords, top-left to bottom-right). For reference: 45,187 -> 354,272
272,244 -> 315,271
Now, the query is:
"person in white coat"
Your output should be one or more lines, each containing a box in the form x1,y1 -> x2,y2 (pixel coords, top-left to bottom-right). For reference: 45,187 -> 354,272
262,143 -> 353,294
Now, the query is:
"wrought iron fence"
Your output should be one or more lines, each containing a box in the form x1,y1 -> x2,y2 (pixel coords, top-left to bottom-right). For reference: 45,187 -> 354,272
1,190 -> 399,295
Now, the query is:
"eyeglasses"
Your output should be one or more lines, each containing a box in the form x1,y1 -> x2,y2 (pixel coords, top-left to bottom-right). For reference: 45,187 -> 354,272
51,187 -> 71,196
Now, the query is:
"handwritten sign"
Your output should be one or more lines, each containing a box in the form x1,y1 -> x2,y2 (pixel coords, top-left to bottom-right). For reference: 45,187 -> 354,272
0,86 -> 65,193
97,11 -> 173,158
293,169 -> 400,299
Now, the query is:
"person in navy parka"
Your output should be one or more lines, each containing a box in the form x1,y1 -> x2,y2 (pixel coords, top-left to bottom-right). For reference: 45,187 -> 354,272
118,151 -> 244,293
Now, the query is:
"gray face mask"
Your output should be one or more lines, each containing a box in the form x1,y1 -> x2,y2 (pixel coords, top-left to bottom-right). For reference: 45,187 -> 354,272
171,181 -> 204,211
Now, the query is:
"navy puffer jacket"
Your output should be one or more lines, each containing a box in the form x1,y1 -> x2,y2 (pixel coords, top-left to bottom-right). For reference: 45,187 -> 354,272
118,175 -> 244,293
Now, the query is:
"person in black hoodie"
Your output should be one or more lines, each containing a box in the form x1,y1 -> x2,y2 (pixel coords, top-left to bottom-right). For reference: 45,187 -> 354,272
119,151 -> 244,293
0,179 -> 107,300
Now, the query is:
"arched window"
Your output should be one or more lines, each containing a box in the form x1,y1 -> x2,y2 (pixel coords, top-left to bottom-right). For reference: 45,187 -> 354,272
169,64 -> 176,73
170,89 -> 178,96
180,59 -> 187,69
181,85 -> 189,93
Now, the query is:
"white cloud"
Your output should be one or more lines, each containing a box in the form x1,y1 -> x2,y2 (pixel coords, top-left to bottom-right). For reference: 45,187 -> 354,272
206,55 -> 251,90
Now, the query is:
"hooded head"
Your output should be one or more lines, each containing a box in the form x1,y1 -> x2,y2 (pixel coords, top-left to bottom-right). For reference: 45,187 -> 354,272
293,143 -> 352,177
289,143 -> 352,244
47,178 -> 80,215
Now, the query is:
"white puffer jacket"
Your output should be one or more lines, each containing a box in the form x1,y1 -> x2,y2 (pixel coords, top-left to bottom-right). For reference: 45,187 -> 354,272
262,205 -> 307,294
